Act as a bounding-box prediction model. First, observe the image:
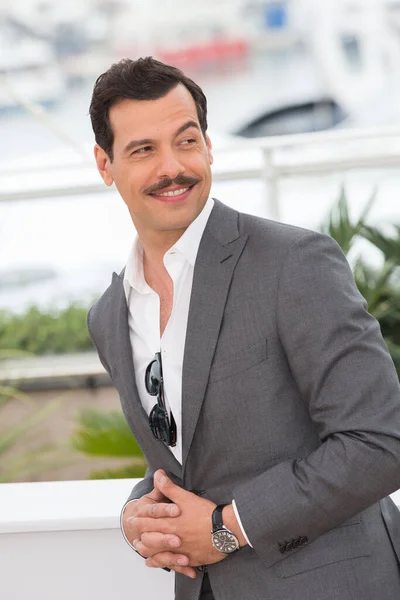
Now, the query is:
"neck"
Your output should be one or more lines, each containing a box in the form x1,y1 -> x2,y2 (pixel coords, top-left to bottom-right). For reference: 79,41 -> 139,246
138,227 -> 186,266
141,240 -> 174,294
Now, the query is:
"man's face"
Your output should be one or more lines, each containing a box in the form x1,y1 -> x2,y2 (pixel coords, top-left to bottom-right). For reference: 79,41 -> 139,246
94,84 -> 213,239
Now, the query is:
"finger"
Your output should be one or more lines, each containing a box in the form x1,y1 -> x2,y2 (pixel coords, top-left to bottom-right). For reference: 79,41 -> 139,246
123,514 -> 144,539
131,539 -> 146,557
123,514 -> 141,540
128,517 -> 174,536
135,502 -> 180,519
132,540 -> 180,558
171,566 -> 197,579
146,486 -> 167,504
154,470 -> 187,503
140,531 -> 181,550
132,536 -> 180,558
133,539 -> 153,558
145,551 -> 190,570
122,499 -> 141,520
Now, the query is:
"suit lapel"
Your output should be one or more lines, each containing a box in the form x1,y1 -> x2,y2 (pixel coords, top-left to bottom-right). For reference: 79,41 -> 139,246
107,274 -> 182,478
181,201 -> 248,470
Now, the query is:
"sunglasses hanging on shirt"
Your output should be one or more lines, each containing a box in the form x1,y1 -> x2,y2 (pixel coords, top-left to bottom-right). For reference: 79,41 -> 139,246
145,352 -> 177,447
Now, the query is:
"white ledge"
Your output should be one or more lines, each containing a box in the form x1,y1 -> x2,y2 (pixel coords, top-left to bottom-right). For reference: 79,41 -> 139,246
0,478 -> 137,534
0,479 -> 399,536
0,478 -> 174,600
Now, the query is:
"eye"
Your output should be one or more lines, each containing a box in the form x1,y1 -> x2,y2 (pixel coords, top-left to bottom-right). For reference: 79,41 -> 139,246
180,138 -> 196,146
132,146 -> 152,155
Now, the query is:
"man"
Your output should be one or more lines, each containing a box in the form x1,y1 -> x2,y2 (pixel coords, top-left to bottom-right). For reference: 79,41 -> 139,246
88,57 -> 400,600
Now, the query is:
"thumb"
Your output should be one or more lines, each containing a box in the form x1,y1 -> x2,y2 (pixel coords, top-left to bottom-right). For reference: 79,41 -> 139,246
154,470 -> 184,502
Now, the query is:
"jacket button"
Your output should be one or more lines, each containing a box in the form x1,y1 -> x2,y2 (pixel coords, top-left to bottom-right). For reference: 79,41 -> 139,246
300,536 -> 308,546
190,490 -> 205,496
279,543 -> 287,554
286,541 -> 294,552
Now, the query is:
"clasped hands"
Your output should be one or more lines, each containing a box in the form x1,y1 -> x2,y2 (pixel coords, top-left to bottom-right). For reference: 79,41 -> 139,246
122,470 -> 228,579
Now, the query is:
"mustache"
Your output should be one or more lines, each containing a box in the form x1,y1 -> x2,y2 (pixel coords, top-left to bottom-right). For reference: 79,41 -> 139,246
144,174 -> 200,195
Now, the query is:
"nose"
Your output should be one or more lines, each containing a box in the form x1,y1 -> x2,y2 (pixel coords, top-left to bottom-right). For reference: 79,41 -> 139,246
155,147 -> 185,181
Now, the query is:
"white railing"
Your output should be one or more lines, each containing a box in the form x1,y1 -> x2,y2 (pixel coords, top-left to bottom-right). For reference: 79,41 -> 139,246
0,479 -> 399,600
0,479 -> 174,600
0,351 -> 109,390
2,125 -> 400,220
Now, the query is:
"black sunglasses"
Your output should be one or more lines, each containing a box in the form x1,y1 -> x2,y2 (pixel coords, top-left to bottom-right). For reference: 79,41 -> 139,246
145,352 -> 177,447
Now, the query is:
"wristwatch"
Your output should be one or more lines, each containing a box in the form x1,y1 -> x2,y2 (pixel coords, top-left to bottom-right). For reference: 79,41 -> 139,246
211,504 -> 240,554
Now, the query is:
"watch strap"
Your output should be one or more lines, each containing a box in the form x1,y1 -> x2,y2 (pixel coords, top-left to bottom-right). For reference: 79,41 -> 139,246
212,504 -> 227,532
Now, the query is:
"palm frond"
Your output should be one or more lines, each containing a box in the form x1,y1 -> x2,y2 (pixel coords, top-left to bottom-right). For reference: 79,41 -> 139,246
361,225 -> 400,265
321,186 -> 376,255
353,260 -> 397,314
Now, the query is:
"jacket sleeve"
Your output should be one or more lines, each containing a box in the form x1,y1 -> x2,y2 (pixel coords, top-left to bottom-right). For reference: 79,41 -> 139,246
87,306 -> 155,501
87,306 -> 112,381
126,467 -> 154,502
233,231 -> 400,567
120,468 -> 155,555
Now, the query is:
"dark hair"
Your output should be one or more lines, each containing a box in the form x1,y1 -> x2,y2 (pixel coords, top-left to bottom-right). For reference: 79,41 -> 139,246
89,57 -> 208,161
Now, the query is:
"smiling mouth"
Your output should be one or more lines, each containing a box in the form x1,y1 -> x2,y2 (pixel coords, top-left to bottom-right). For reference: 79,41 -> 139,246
149,184 -> 195,197
153,187 -> 190,197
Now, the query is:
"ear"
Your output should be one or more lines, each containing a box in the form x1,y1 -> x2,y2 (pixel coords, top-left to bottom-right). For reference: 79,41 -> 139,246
205,133 -> 213,166
94,144 -> 113,186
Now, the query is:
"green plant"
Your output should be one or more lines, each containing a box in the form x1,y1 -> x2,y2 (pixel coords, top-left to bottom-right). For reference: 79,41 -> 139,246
0,303 -> 94,355
70,408 -> 146,479
322,188 -> 400,377
321,185 -> 377,255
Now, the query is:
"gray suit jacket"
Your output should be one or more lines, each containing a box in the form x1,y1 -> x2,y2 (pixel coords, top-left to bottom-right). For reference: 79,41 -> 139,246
88,200 -> 400,600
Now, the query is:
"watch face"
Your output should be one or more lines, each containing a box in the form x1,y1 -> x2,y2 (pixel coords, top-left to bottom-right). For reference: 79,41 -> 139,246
212,529 -> 239,554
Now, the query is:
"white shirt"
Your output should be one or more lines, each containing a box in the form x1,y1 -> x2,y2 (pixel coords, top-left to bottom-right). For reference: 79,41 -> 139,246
121,197 -> 251,547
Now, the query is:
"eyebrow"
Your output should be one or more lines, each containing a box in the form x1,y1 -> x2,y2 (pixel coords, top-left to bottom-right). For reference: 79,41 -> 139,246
122,120 -> 201,155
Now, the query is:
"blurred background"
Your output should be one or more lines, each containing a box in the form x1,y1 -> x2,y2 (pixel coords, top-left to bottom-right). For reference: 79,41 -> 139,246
0,0 -> 400,483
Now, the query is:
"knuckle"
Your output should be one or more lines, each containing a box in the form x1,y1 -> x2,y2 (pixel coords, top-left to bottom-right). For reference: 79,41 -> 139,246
124,505 -> 137,520
129,517 -> 140,534
125,517 -> 137,534
137,504 -> 148,517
